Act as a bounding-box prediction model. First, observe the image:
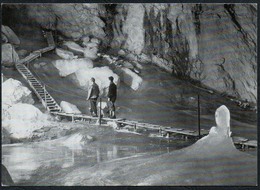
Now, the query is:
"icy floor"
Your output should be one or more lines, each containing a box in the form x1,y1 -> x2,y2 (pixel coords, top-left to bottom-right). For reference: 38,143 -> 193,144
2,124 -> 194,185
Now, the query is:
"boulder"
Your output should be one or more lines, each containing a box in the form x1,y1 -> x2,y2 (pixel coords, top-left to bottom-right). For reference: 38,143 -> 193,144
53,58 -> 93,77
117,67 -> 143,91
122,61 -> 134,69
2,103 -> 49,140
81,36 -> 90,47
73,66 -> 119,95
2,33 -> 8,43
90,38 -> 100,44
63,41 -> 84,54
2,78 -> 34,109
60,101 -> 81,114
2,25 -> 20,45
55,48 -> 78,60
5,103 -> 44,121
1,43 -> 19,66
118,49 -> 126,56
16,49 -> 28,58
83,42 -> 99,60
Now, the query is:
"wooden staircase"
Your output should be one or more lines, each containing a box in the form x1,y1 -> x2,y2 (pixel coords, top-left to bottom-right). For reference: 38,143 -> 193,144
15,63 -> 62,113
15,30 -> 63,113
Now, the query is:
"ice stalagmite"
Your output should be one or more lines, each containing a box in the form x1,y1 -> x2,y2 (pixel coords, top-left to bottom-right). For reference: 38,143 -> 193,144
215,105 -> 232,137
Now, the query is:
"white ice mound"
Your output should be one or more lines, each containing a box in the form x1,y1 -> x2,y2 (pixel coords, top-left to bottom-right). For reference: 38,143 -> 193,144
2,78 -> 34,108
215,105 -> 231,137
189,105 -> 235,155
3,103 -> 49,140
55,48 -> 78,60
118,67 -> 143,90
63,41 -> 84,54
60,101 -> 81,114
53,58 -> 93,77
74,66 -> 119,95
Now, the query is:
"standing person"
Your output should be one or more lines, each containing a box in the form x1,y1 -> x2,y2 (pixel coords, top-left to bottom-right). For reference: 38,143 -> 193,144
107,76 -> 117,119
87,77 -> 100,117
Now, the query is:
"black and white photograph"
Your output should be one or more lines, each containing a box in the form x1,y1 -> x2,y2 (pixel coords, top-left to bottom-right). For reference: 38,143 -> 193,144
1,3 -> 257,186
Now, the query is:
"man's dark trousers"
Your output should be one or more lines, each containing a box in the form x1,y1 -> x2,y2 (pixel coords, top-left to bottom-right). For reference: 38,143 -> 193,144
90,98 -> 98,116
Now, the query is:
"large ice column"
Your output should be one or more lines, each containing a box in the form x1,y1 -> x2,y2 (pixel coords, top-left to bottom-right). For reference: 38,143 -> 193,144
215,105 -> 231,137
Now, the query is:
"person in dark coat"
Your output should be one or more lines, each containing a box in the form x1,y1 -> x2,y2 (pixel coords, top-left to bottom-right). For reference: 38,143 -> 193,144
87,77 -> 100,117
107,76 -> 117,118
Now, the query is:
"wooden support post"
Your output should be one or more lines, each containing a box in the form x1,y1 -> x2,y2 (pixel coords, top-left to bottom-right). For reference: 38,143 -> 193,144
99,98 -> 102,126
198,94 -> 201,138
44,85 -> 47,108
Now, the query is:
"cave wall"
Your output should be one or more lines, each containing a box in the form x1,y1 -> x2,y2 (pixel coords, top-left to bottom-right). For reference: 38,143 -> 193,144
3,3 -> 257,103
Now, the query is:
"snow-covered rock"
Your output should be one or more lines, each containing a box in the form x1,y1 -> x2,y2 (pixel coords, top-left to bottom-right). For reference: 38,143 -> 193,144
117,67 -> 142,90
81,36 -> 90,47
1,43 -> 19,66
3,103 -> 49,140
2,78 -> 34,108
2,25 -> 20,45
60,101 -> 81,114
63,41 -> 84,54
53,58 -> 93,77
55,48 -> 78,59
73,66 -> 119,95
83,42 -> 99,60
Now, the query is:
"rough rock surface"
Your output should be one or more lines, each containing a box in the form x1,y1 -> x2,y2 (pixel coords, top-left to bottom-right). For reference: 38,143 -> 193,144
2,103 -> 49,140
53,58 -> 93,77
110,4 -> 257,102
83,41 -> 99,60
2,78 -> 34,109
1,43 -> 20,66
60,101 -> 82,114
4,3 -> 257,102
116,67 -> 143,91
25,4 -> 106,40
2,25 -> 20,45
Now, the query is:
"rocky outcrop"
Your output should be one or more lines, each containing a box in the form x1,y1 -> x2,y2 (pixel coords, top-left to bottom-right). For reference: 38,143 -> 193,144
2,25 -> 20,45
25,4 -> 106,40
109,4 -> 256,102
1,43 -> 20,66
2,78 -> 34,109
3,3 -> 257,102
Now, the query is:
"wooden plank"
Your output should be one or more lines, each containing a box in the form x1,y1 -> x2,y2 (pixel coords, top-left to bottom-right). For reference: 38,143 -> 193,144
243,140 -> 257,147
232,136 -> 248,144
